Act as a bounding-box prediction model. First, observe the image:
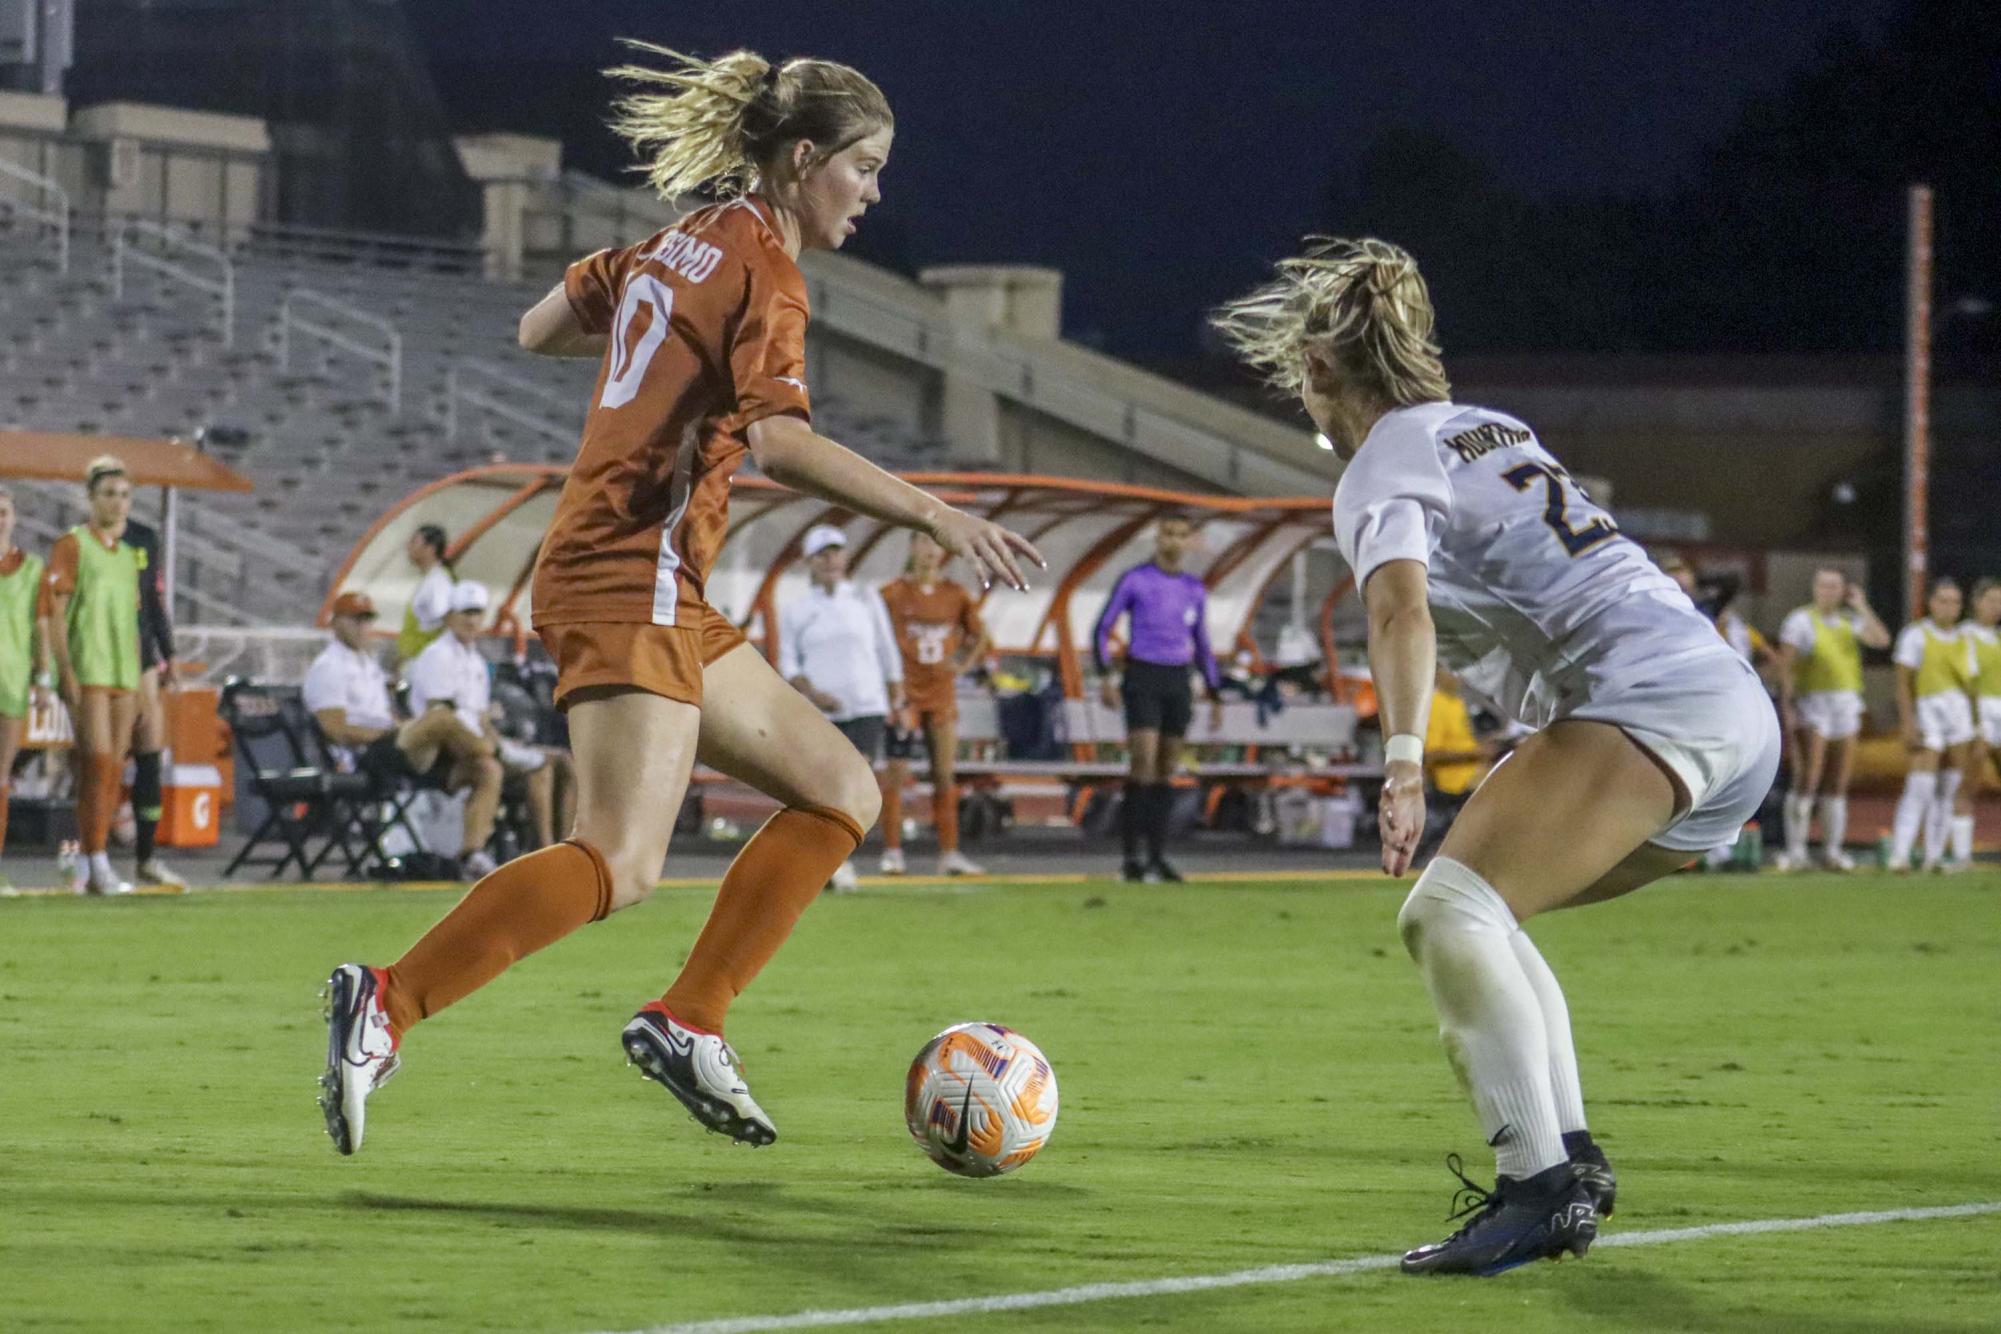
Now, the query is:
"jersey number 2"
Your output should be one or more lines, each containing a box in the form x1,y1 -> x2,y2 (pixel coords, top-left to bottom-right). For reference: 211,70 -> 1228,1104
600,275 -> 674,410
1502,461 -> 1619,556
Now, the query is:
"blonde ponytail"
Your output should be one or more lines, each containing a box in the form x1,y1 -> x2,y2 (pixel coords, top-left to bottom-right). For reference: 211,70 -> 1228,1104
607,43 -> 892,201
1212,236 -> 1450,407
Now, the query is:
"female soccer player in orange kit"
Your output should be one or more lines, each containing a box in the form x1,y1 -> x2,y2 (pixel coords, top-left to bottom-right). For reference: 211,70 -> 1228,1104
321,46 -> 1041,1156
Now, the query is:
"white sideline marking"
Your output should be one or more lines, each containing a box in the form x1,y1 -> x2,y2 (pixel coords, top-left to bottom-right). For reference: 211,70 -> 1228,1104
603,1201 -> 2001,1334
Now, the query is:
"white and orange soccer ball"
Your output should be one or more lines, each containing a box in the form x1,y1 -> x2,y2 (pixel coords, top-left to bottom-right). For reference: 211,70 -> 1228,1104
904,1022 -> 1059,1177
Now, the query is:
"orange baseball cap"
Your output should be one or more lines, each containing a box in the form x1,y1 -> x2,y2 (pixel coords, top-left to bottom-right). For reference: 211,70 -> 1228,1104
330,591 -> 377,619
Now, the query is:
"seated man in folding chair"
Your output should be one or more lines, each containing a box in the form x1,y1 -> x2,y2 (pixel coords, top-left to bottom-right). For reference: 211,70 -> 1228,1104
405,582 -> 576,868
305,589 -> 504,878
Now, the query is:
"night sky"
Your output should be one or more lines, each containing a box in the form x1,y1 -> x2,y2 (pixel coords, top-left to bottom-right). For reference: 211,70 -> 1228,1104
410,0 -> 1897,357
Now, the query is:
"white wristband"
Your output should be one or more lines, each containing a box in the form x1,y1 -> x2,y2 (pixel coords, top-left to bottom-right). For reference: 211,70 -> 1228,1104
1384,733 -> 1425,765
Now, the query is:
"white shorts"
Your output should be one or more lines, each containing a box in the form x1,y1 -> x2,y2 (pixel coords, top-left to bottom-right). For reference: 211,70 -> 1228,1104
1978,697 -> 2001,747
1913,692 -> 1975,752
1793,690 -> 1863,741
1569,654 -> 1783,854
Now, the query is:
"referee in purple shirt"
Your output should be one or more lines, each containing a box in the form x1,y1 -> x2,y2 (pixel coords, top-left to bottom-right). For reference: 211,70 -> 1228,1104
1094,513 -> 1223,882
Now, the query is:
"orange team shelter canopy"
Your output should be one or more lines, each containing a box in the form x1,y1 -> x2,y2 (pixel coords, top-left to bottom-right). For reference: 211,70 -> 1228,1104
323,467 -> 1357,699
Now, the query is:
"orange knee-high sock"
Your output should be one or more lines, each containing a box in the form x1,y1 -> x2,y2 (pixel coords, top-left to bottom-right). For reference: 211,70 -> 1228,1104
379,839 -> 611,1038
659,804 -> 863,1034
881,776 -> 903,850
934,780 -> 959,853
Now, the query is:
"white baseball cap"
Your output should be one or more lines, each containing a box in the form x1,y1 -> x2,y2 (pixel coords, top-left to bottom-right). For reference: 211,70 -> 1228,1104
801,525 -> 848,558
448,581 -> 490,613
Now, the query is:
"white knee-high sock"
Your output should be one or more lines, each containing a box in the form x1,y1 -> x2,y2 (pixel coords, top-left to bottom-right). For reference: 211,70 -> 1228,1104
1925,771 -> 1962,866
1818,795 -> 1848,860
1888,771 -> 1936,868
1508,930 -> 1588,1136
1784,791 -> 1814,859
1950,814 -> 1975,864
1398,857 -> 1567,1180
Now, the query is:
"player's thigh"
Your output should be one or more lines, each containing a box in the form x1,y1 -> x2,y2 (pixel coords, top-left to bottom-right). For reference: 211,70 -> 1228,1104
1436,718 -> 1681,921
131,668 -> 163,750
0,712 -> 22,775
565,686 -> 702,906
1554,840 -> 1698,911
1794,727 -> 1828,789
923,714 -> 957,785
1820,733 -> 1854,790
695,643 -> 879,825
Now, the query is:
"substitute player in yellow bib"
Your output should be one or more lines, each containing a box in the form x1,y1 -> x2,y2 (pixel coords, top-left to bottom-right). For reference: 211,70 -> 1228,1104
0,485 -> 51,889
1884,579 -> 1975,871
1949,578 -> 2000,870
1775,569 -> 1889,869
40,456 -> 145,895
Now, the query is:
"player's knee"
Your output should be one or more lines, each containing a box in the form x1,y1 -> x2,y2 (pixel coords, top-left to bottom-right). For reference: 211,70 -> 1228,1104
835,754 -> 884,833
1397,856 -> 1516,961
596,842 -> 659,912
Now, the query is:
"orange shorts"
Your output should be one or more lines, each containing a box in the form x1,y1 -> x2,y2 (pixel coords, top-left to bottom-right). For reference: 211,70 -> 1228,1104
538,605 -> 747,710
906,696 -> 957,727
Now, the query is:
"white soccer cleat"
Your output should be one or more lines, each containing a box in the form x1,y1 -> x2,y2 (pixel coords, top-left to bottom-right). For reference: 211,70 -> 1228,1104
937,849 -> 985,877
137,857 -> 189,890
878,847 -> 907,875
827,860 -> 860,893
58,842 -> 87,894
85,854 -> 133,897
1821,850 -> 1857,873
621,1005 -> 776,1145
1769,850 -> 1803,873
319,963 -> 402,1155
459,849 -> 498,880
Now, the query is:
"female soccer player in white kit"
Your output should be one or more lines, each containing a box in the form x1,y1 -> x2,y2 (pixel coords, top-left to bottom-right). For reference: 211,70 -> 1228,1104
1215,238 -> 1780,1276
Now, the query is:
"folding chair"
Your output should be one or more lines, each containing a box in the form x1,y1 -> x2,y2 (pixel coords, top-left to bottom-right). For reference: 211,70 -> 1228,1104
219,679 -> 362,880
295,704 -> 432,878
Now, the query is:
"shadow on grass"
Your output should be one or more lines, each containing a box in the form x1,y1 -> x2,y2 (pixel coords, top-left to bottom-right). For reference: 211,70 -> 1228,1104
1563,1267 -> 1979,1334
340,1187 -> 1040,1253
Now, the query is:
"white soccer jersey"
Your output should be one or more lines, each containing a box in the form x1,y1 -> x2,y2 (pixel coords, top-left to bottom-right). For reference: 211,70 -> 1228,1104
1333,401 -> 1738,729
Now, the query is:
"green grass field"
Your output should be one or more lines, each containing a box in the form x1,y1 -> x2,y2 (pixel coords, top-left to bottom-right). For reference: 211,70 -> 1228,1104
4,870 -> 1998,1333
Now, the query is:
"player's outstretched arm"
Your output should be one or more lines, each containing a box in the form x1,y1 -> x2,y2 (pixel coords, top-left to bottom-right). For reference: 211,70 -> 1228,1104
517,284 -> 610,360
747,415 -> 1044,592
1364,558 -> 1436,876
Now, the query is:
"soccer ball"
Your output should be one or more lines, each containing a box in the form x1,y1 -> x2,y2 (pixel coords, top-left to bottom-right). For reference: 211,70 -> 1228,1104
904,1022 -> 1059,1177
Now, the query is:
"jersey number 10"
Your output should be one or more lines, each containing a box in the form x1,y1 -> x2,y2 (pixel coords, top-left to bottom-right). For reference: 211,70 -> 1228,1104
601,276 -> 675,410
1502,461 -> 1619,557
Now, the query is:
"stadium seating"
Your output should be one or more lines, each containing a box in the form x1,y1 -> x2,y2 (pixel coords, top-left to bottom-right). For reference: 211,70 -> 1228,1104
0,215 -> 942,624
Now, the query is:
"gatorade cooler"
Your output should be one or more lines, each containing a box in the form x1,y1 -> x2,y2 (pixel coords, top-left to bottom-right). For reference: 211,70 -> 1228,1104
160,763 -> 224,848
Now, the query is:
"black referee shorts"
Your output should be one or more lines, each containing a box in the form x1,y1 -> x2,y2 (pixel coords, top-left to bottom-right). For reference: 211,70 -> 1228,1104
1120,660 -> 1194,737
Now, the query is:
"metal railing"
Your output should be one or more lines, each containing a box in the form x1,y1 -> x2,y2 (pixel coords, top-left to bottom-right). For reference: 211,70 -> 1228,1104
444,358 -> 578,445
0,157 -> 70,273
112,219 -> 235,346
278,288 -> 404,411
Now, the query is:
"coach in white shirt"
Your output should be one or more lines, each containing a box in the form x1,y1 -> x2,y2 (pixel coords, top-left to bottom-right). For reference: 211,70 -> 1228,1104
307,588 -> 503,876
779,527 -> 904,891
408,581 -> 577,858
780,526 -> 906,750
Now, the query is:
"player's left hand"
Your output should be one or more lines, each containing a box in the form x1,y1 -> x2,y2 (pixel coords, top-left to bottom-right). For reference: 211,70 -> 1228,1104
1208,696 -> 1225,732
1378,759 -> 1426,877
927,509 -> 1045,593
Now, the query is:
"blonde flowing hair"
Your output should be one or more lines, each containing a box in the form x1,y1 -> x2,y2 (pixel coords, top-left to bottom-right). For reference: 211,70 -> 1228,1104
1211,236 -> 1450,407
606,44 -> 892,201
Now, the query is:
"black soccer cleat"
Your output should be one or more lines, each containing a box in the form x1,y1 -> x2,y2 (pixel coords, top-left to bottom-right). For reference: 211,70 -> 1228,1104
1564,1129 -> 1617,1219
1121,859 -> 1148,883
1143,857 -> 1184,884
1400,1155 -> 1598,1277
621,1004 -> 777,1146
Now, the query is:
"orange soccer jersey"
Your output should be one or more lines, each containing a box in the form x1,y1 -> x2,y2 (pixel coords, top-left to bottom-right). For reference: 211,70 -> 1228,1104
532,196 -> 812,631
878,577 -> 983,713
